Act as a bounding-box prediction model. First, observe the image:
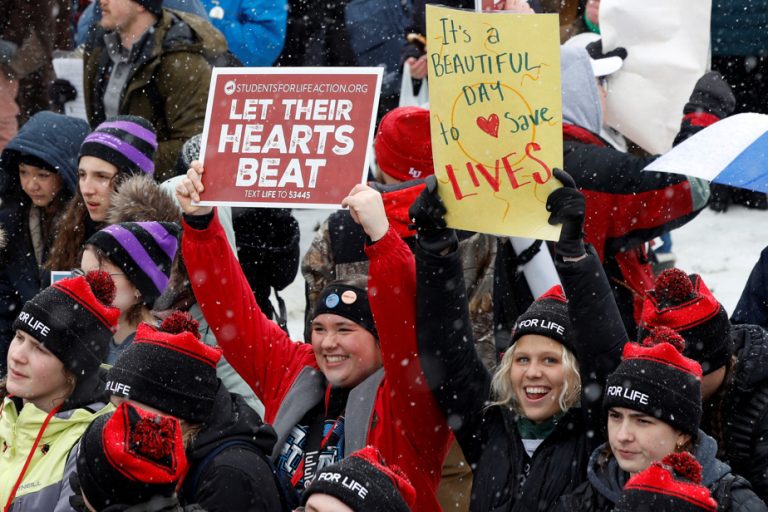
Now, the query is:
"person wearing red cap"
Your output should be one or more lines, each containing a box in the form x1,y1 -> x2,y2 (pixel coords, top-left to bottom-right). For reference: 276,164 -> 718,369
176,163 -> 451,512
71,402 -> 190,512
407,171 -> 627,512
641,267 -> 768,503
558,327 -> 767,512
104,311 -> 285,511
299,446 -> 416,512
0,271 -> 120,511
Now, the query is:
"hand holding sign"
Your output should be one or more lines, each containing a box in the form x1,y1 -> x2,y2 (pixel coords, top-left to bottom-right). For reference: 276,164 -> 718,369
342,184 -> 390,242
546,169 -> 586,259
175,161 -> 214,217
409,175 -> 458,254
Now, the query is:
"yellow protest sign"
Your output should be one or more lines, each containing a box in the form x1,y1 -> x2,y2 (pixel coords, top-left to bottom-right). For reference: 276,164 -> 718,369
426,6 -> 562,239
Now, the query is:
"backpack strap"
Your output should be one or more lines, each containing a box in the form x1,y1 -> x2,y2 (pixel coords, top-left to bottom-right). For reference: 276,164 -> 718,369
183,439 -> 299,511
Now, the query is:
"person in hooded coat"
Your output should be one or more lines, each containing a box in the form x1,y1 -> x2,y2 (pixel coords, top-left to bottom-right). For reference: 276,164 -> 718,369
557,327 -> 767,512
539,46 -> 733,337
409,171 -> 626,512
104,311 -> 284,512
0,271 -> 119,511
0,111 -> 90,369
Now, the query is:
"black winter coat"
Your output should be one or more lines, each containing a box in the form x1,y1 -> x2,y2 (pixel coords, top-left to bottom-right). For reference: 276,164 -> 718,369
703,324 -> 768,503
0,112 -> 89,368
416,240 -> 627,512
181,383 -> 284,511
557,431 -> 768,512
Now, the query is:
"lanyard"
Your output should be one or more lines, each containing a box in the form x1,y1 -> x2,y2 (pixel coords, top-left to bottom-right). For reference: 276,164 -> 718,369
290,386 -> 344,488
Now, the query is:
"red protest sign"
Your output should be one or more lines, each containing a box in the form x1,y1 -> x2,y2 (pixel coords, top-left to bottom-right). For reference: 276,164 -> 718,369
199,67 -> 382,208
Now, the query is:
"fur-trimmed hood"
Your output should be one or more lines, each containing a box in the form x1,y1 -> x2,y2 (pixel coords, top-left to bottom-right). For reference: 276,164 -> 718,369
107,175 -> 182,224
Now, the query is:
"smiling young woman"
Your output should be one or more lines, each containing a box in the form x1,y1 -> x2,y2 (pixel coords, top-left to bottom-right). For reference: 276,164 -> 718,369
410,172 -> 627,512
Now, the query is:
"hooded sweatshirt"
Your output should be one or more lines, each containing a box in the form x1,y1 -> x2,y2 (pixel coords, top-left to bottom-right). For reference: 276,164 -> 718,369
180,382 -> 282,511
0,398 -> 113,511
558,431 -> 767,512
0,113 -> 90,360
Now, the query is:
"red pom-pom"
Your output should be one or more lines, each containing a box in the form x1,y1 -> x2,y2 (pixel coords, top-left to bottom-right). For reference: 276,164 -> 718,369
131,415 -> 176,460
641,326 -> 686,353
654,268 -> 696,307
662,452 -> 702,484
160,311 -> 200,339
85,270 -> 116,306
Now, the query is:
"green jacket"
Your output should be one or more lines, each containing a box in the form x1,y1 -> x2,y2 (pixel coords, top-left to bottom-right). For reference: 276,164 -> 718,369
84,9 -> 228,181
0,398 -> 113,511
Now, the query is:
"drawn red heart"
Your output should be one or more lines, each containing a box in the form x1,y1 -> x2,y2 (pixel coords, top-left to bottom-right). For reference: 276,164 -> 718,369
476,114 -> 500,138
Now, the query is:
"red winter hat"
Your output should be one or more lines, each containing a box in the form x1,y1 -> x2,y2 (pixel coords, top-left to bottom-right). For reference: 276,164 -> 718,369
605,327 -> 703,435
640,268 -> 732,374
106,311 -> 223,422
77,402 -> 188,510
13,271 -> 120,409
374,107 -> 434,182
615,452 -> 717,511
302,446 -> 416,511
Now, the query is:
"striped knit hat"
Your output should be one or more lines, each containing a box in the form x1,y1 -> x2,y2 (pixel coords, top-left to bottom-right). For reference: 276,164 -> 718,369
86,222 -> 180,308
79,116 -> 157,176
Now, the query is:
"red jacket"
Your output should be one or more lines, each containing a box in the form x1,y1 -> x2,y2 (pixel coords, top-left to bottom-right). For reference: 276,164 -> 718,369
182,211 -> 450,512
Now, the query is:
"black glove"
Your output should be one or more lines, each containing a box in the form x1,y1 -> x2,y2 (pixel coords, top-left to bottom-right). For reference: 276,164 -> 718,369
49,78 -> 77,109
408,175 -> 457,254
68,473 -> 87,512
546,169 -> 586,259
586,39 -> 628,63
684,71 -> 736,119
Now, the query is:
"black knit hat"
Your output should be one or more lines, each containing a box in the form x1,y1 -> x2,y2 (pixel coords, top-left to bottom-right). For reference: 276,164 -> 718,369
105,312 -> 222,423
302,446 -> 416,512
77,402 -> 187,510
79,116 -> 157,176
640,268 -> 733,374
512,285 -> 573,353
605,327 -> 703,436
86,221 -> 180,308
615,452 -> 717,512
12,271 -> 120,410
313,284 -> 378,339
134,0 -> 163,16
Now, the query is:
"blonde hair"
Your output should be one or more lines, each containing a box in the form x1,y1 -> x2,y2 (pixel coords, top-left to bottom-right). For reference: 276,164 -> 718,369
489,341 -> 581,416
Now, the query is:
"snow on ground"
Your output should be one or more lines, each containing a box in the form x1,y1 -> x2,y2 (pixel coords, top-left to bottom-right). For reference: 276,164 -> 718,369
281,206 -> 768,340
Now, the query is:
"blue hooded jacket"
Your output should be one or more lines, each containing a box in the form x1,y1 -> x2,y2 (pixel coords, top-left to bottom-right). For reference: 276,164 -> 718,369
0,112 -> 90,368
200,0 -> 287,66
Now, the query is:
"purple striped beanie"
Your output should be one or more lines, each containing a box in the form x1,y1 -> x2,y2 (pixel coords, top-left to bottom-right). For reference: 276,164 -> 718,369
80,116 -> 157,176
86,222 -> 180,308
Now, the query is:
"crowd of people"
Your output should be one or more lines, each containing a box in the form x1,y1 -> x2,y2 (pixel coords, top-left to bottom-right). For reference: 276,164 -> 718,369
1,0 -> 768,511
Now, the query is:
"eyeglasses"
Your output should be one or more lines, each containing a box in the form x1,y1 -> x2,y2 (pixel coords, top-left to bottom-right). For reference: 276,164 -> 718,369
71,268 -> 126,279
598,76 -> 608,89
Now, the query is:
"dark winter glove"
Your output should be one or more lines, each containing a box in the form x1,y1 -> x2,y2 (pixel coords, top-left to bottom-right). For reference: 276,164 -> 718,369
546,169 -> 586,259
684,71 -> 736,119
49,79 -> 77,109
408,175 -> 457,254
586,39 -> 628,64
68,473 -> 87,512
